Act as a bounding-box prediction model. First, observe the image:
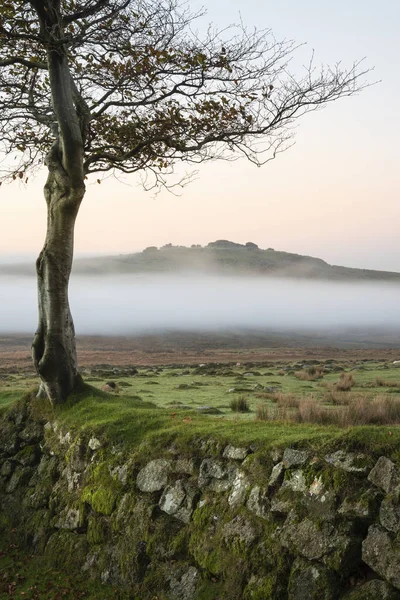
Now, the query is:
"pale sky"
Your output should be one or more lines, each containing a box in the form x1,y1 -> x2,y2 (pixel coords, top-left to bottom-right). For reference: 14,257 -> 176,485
1,0 -> 399,271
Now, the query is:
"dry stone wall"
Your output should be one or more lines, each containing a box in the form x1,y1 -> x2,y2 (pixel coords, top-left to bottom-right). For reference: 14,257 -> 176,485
1,399 -> 400,599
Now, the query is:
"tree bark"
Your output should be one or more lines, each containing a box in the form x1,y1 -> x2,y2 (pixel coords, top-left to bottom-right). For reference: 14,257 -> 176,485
32,148 -> 85,405
27,2 -> 89,405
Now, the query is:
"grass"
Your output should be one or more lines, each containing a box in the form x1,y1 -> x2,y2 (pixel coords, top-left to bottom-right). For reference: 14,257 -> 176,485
229,395 -> 250,413
294,366 -> 324,381
374,377 -> 399,388
257,393 -> 400,427
1,358 -> 400,455
0,536 -> 114,599
335,372 -> 356,391
39,385 -> 339,456
6,391 -> 392,471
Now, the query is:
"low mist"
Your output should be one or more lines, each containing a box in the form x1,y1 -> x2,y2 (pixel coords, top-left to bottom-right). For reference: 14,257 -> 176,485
1,274 -> 399,335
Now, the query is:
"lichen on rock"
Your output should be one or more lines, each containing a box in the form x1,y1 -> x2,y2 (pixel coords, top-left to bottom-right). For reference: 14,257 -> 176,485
362,524 -> 400,590
136,458 -> 172,492
159,479 -> 198,523
288,557 -> 339,600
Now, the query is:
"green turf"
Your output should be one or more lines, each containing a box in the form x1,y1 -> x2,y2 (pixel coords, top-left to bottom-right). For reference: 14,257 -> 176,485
76,360 -> 400,422
2,359 -> 400,456
1,360 -> 400,414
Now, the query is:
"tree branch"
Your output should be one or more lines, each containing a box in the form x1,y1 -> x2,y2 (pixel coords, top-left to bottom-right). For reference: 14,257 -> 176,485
0,0 -> 371,186
0,57 -> 46,69
62,0 -> 110,25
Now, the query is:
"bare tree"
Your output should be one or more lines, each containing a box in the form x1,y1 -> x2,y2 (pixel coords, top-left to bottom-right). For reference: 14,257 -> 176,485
0,0 -> 368,404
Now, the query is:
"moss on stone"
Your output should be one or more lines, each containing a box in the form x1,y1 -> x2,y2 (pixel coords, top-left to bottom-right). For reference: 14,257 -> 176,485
332,468 -> 356,494
189,501 -> 226,574
242,451 -> 274,484
287,557 -> 339,600
170,526 -> 190,557
15,444 -> 40,466
44,530 -> 89,573
246,533 -> 291,599
82,462 -> 122,516
146,513 -> 187,560
194,578 -> 226,600
87,515 -> 109,545
189,499 -> 263,599
110,492 -> 137,533
0,512 -> 11,532
90,487 -> 116,515
242,575 -> 277,600
111,500 -> 154,584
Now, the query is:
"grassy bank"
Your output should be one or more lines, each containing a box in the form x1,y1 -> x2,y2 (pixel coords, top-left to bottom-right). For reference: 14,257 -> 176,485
1,357 -> 400,457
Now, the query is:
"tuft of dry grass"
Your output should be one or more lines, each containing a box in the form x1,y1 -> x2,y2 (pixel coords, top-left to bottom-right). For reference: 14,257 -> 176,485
254,392 -> 276,400
318,381 -> 329,388
256,403 -> 271,421
275,392 -> 300,408
344,394 -> 400,426
256,403 -> 289,422
255,392 -> 300,408
295,398 -> 334,425
324,389 -> 353,406
374,377 -> 399,388
256,393 -> 400,427
294,366 -> 324,381
230,395 -> 250,413
335,373 -> 355,392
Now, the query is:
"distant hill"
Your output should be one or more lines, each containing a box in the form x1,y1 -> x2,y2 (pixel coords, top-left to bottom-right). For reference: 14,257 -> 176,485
2,240 -> 400,282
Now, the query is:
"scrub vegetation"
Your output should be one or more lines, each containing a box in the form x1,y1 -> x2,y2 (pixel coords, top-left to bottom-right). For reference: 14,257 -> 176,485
1,357 -> 400,447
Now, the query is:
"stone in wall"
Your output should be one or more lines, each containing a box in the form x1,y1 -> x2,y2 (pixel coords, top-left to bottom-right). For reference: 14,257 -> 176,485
380,494 -> 400,534
368,457 -> 400,493
362,525 -> 400,590
223,444 -> 251,461
344,579 -> 400,599
247,485 -> 270,519
325,450 -> 370,474
169,566 -> 199,600
198,458 -> 237,491
279,513 -> 362,574
228,471 -> 250,507
136,458 -> 172,492
282,448 -> 310,468
159,479 -> 199,523
288,557 -> 339,600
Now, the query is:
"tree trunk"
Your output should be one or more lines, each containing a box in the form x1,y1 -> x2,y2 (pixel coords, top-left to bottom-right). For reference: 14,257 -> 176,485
32,156 -> 85,405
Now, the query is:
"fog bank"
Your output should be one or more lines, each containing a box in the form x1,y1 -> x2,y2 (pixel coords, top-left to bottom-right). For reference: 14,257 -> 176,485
1,274 -> 399,335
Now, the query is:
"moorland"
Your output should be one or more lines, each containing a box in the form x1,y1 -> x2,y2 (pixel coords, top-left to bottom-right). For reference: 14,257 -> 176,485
2,240 -> 400,281
2,332 -> 400,598
2,330 -> 400,431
